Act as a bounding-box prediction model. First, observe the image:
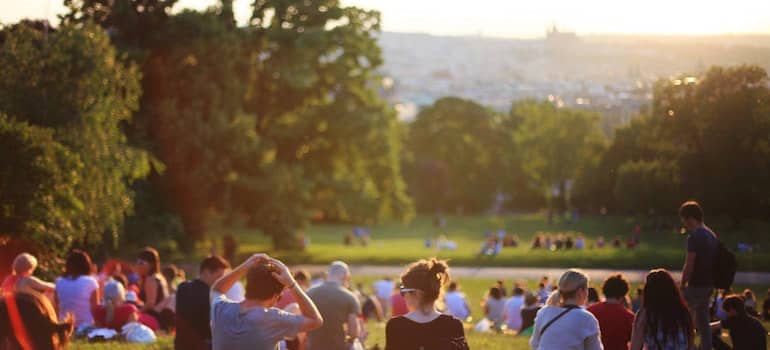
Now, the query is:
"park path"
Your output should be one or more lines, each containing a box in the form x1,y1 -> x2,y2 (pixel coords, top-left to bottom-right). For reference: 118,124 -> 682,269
292,264 -> 770,285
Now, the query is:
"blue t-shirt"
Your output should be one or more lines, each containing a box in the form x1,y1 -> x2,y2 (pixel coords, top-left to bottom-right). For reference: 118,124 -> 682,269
210,293 -> 304,350
686,225 -> 718,287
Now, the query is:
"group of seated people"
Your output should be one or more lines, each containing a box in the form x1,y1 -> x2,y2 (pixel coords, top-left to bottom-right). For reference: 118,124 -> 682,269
531,232 -> 587,251
477,230 -> 520,257
2,249 -> 768,350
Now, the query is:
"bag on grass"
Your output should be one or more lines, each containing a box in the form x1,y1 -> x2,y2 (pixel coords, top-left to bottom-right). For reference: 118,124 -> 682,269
122,322 -> 156,343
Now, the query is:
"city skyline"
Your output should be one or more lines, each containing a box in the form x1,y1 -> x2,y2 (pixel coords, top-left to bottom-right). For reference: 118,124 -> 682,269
3,0 -> 770,38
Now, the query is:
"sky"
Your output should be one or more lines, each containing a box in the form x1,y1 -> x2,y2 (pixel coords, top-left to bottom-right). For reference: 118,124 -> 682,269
3,0 -> 770,38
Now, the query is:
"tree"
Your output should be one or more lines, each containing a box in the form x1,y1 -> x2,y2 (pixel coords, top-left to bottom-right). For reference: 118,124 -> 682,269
511,100 -> 605,220
0,22 -> 150,247
0,115 -> 83,275
406,97 -> 502,213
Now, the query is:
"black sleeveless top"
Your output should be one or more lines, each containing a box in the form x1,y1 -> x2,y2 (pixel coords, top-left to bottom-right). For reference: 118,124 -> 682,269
385,314 -> 469,350
139,274 -> 168,305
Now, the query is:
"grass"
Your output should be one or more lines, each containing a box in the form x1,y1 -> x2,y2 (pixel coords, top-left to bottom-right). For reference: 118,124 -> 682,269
195,213 -> 770,271
71,275 -> 770,349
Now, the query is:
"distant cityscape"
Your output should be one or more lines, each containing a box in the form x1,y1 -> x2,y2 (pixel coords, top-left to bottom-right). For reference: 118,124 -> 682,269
377,29 -> 770,130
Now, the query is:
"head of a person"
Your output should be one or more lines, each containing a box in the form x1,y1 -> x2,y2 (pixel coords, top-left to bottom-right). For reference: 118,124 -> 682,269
602,273 -> 630,301
546,269 -> 589,307
327,261 -> 351,286
448,281 -> 459,292
12,253 -> 37,276
722,294 -> 746,317
136,247 -> 160,277
489,286 -> 503,300
512,287 -> 525,296
743,289 -> 755,300
587,287 -> 600,304
642,269 -> 693,345
294,270 -> 310,289
399,258 -> 450,311
679,201 -> 704,230
161,265 -> 179,288
524,291 -> 539,307
244,262 -> 285,305
63,249 -> 92,279
104,280 -> 126,305
0,291 -> 73,350
199,255 -> 230,286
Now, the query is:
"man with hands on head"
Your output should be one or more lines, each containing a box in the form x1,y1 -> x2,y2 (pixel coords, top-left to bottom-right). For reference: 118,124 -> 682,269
210,253 -> 323,350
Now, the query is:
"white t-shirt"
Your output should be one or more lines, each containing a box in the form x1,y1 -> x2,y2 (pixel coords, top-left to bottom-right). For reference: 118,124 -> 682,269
373,280 -> 394,300
225,281 -> 245,302
55,275 -> 99,326
529,305 -> 602,350
504,295 -> 525,331
444,291 -> 470,320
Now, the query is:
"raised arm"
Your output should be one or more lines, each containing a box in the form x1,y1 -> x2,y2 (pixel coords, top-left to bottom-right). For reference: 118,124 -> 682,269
269,258 -> 323,332
211,253 -> 269,297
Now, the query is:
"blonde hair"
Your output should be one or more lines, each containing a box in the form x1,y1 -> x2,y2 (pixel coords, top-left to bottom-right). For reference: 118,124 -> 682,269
546,269 -> 589,306
13,253 -> 37,275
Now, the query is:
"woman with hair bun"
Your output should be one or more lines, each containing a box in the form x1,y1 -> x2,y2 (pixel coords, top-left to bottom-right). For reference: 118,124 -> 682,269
529,269 -> 603,350
385,258 -> 469,350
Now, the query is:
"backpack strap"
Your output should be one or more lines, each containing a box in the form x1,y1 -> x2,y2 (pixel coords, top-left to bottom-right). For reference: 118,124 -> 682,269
539,305 -> 579,337
4,292 -> 33,350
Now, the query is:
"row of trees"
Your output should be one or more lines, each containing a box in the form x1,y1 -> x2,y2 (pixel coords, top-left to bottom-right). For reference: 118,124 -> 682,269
405,65 -> 770,222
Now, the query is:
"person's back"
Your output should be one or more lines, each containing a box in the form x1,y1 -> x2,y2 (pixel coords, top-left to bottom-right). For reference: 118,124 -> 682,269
530,305 -> 602,349
588,301 -> 633,350
212,300 -> 304,350
306,281 -> 360,350
386,314 -> 466,350
176,279 -> 213,350
55,276 -> 98,327
444,290 -> 469,320
687,225 -> 718,288
504,293 -> 525,331
715,294 -> 768,350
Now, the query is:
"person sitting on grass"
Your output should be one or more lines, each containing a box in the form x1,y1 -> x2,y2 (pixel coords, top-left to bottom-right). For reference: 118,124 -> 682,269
483,286 -> 506,331
504,286 -> 526,332
55,249 -> 100,331
742,289 -> 759,317
519,291 -> 541,336
1,253 -> 55,295
529,269 -> 602,350
444,281 -> 471,322
588,273 -> 634,350
711,294 -> 767,350
0,291 -> 73,350
93,279 -> 138,331
630,269 -> 693,350
385,258 -> 468,350
210,253 -> 323,350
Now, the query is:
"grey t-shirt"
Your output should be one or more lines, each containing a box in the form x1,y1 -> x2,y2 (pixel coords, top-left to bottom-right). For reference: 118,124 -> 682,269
687,225 -> 718,287
306,282 -> 361,350
210,293 -> 304,350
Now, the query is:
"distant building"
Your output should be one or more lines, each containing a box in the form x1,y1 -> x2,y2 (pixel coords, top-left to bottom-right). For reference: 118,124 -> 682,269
546,24 -> 579,44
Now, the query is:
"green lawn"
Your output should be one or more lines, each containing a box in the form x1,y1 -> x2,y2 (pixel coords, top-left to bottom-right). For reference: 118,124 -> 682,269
196,214 -> 770,271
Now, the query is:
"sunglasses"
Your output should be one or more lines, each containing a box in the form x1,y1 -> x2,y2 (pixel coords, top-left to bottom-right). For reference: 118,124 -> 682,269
399,285 -> 419,297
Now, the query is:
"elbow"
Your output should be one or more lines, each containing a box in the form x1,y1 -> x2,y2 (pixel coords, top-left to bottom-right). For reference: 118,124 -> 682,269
310,316 -> 324,331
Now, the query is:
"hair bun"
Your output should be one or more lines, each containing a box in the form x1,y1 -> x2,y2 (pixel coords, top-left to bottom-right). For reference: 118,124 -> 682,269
429,258 -> 448,276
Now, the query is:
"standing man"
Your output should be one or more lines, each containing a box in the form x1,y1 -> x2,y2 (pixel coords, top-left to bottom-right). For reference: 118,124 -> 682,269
306,261 -> 361,350
679,201 -> 718,350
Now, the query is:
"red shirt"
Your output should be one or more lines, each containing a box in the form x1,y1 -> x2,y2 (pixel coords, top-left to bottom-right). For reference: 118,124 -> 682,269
391,293 -> 408,317
93,304 -> 138,330
588,301 -> 634,350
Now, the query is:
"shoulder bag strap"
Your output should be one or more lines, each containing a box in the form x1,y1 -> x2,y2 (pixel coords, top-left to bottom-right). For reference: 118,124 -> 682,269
539,305 -> 578,337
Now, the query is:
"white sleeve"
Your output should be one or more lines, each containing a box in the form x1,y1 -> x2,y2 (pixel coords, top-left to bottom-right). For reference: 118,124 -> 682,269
225,281 -> 245,302
584,332 -> 604,350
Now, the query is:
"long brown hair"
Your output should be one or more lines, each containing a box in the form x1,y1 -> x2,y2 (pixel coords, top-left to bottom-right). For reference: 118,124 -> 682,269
642,269 -> 694,348
0,291 -> 73,350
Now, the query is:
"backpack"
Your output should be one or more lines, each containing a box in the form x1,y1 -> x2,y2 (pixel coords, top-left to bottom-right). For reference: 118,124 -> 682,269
713,240 -> 737,290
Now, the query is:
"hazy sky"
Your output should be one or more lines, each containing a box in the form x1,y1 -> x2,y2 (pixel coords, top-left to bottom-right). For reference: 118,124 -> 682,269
3,0 -> 770,38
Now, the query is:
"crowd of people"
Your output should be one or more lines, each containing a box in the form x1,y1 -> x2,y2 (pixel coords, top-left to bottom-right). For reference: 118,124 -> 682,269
0,201 -> 768,350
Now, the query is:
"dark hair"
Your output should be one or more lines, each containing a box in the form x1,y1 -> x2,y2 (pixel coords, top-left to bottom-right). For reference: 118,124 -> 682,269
0,291 -> 73,350
245,263 -> 284,300
679,201 -> 703,222
199,255 -> 230,273
161,265 -> 179,286
448,282 -> 458,291
489,286 -> 503,300
400,258 -> 450,305
137,247 -> 161,275
513,287 -> 525,296
722,295 -> 746,315
64,249 -> 92,278
293,270 -> 310,282
642,269 -> 694,349
588,287 -> 600,303
602,274 -> 630,299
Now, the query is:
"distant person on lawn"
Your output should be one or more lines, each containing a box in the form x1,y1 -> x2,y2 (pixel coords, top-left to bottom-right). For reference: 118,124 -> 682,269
306,261 -> 361,350
175,255 -> 230,350
385,258 -> 468,350
529,269 -> 602,350
679,201 -> 718,350
588,273 -> 634,350
503,286 -> 526,332
444,281 -> 471,321
210,253 -> 323,350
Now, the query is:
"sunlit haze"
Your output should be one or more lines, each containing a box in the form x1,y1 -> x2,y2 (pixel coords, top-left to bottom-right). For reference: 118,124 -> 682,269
3,0 -> 770,37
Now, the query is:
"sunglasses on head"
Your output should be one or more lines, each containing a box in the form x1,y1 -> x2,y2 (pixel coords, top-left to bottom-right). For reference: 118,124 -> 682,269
399,285 -> 419,297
